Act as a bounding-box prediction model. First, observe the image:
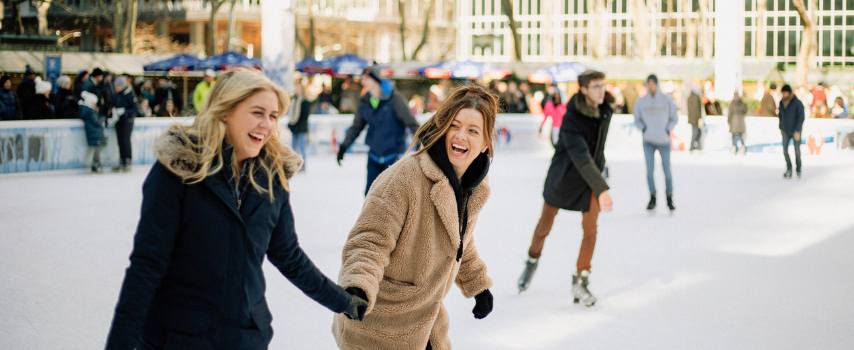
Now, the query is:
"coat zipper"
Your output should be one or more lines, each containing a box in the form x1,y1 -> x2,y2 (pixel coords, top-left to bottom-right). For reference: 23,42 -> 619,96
456,194 -> 470,262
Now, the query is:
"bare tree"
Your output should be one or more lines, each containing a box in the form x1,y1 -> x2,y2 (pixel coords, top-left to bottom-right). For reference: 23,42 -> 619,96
698,0 -> 712,59
629,0 -> 656,59
590,0 -> 609,58
397,0 -> 408,60
655,0 -> 676,56
225,0 -> 237,52
295,0 -> 316,59
206,0 -> 228,56
36,0 -> 51,35
410,0 -> 436,61
500,0 -> 522,61
682,0 -> 697,58
792,0 -> 817,88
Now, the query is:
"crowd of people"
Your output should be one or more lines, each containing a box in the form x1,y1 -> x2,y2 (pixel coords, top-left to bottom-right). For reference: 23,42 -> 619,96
0,66 -> 202,121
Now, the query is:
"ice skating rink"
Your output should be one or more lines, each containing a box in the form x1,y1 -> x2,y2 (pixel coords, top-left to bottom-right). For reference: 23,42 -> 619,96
2,148 -> 853,349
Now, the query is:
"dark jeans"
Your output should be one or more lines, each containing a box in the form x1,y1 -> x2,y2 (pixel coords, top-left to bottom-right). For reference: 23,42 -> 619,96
782,131 -> 802,172
365,154 -> 400,195
115,117 -> 134,165
732,133 -> 745,152
690,124 -> 702,150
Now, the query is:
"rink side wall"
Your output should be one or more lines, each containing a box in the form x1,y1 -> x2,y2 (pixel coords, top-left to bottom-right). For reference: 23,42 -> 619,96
1,115 -> 853,174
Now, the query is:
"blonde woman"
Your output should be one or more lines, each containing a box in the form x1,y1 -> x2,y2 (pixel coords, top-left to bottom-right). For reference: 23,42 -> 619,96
105,70 -> 366,350
333,85 -> 498,350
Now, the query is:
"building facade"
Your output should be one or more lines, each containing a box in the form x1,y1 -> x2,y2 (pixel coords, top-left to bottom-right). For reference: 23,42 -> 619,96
293,0 -> 456,63
458,0 -> 854,67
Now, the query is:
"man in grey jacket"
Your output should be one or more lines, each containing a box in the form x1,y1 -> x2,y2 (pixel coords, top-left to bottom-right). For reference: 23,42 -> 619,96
634,74 -> 678,211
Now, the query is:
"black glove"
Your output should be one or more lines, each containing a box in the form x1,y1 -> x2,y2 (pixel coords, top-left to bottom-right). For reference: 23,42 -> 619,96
336,147 -> 346,166
472,289 -> 493,319
343,287 -> 368,321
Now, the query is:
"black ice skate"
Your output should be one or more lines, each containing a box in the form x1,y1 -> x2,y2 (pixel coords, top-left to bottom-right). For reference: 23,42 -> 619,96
666,195 -> 676,211
517,257 -> 539,293
646,195 -> 657,210
572,270 -> 597,307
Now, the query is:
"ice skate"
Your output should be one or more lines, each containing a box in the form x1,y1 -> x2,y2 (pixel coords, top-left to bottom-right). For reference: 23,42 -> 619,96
572,270 -> 597,307
517,257 -> 539,293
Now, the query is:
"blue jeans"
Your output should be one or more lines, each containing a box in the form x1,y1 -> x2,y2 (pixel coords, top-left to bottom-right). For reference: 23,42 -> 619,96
365,153 -> 401,195
291,132 -> 308,169
643,142 -> 673,196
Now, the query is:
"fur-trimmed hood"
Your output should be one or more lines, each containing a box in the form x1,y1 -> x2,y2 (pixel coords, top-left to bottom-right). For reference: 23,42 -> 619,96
153,129 -> 303,181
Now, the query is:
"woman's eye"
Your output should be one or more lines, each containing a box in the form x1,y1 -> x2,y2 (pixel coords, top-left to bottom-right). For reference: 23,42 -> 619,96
469,129 -> 479,135
270,114 -> 279,120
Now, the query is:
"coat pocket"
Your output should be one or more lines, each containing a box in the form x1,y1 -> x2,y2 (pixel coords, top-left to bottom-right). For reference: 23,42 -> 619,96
376,276 -> 418,305
158,306 -> 216,336
163,332 -> 214,350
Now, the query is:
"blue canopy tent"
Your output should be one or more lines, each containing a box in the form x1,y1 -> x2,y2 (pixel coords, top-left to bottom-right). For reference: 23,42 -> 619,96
142,54 -> 201,72
528,62 -> 587,84
328,54 -> 368,76
296,57 -> 332,74
196,51 -> 261,71
416,61 -> 452,79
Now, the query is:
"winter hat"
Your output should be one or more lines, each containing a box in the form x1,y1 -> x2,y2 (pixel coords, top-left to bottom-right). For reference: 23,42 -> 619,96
204,69 -> 216,78
646,74 -> 659,85
91,68 -> 105,78
114,76 -> 129,91
24,65 -> 35,76
363,66 -> 383,84
35,79 -> 52,95
781,84 -> 793,93
79,91 -> 98,109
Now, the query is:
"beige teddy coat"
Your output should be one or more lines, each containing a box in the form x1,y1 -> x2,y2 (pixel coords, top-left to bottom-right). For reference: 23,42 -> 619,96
332,152 -> 493,350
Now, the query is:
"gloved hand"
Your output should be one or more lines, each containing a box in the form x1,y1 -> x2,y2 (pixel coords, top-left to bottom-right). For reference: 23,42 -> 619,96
472,289 -> 493,319
343,287 -> 368,321
336,147 -> 346,166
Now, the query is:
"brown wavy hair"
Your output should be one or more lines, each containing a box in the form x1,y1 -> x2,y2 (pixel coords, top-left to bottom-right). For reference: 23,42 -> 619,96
410,84 -> 499,157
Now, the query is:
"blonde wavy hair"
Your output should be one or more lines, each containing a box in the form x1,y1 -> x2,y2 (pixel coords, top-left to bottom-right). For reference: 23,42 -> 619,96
162,69 -> 297,198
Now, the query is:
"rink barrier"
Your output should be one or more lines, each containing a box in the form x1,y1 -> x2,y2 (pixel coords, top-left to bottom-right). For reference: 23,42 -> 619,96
1,114 -> 853,173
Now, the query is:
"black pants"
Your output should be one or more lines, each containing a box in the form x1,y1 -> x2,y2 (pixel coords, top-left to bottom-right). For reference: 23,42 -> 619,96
115,117 -> 134,165
690,124 -> 702,150
365,155 -> 399,195
782,131 -> 802,172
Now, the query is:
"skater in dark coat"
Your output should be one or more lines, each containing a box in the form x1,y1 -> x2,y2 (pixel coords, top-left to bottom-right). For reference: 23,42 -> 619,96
778,84 -> 805,178
517,70 -> 615,307
111,77 -> 139,171
105,70 -> 366,350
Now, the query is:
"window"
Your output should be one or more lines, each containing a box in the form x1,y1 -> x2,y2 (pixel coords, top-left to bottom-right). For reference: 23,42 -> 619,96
746,0 -> 753,11
788,31 -> 798,56
834,31 -> 843,56
777,31 -> 785,56
835,16 -> 843,26
846,30 -> 854,57
745,32 -> 753,56
822,31 -> 832,56
767,32 -> 774,56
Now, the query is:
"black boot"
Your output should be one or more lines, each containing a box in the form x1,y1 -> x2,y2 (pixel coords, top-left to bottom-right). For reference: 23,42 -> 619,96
783,169 -> 792,179
666,195 -> 676,211
646,194 -> 657,210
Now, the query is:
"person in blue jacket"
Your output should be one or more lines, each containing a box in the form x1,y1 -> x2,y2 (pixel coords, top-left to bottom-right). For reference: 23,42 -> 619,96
336,66 -> 419,194
105,70 -> 366,350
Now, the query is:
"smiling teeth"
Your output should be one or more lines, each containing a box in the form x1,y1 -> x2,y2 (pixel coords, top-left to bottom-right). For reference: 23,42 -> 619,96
452,144 -> 468,151
249,133 -> 265,140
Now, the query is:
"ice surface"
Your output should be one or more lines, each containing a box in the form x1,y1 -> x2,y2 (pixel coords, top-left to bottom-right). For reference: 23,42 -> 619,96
2,147 -> 853,349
